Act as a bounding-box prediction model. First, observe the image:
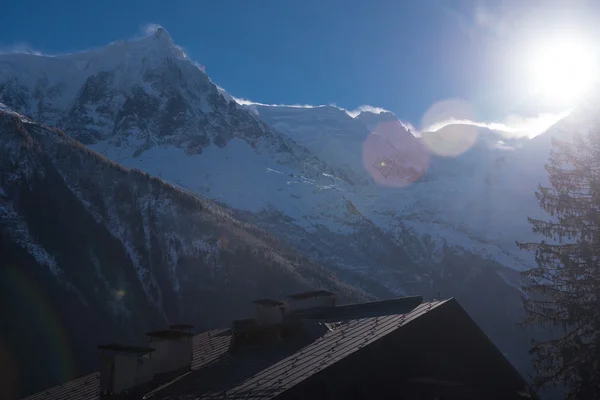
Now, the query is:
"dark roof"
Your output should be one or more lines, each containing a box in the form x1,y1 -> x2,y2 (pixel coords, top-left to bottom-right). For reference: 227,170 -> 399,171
253,298 -> 284,306
20,297 -> 434,400
20,373 -> 99,400
287,290 -> 335,300
191,328 -> 233,370
149,300 -> 448,400
170,323 -> 195,330
21,296 -> 536,400
146,329 -> 194,339
210,300 -> 447,399
97,343 -> 155,354
20,329 -> 234,400
288,295 -> 423,320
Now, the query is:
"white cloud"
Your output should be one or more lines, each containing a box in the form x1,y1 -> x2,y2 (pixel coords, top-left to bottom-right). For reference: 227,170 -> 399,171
230,97 -> 319,109
500,111 -> 573,137
226,92 -> 567,139
345,105 -> 391,118
142,23 -> 164,36
0,43 -> 43,55
422,110 -> 571,138
190,60 -> 206,72
228,96 -> 392,119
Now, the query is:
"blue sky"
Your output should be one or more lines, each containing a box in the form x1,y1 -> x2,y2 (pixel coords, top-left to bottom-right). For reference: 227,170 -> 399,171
1,0 -> 599,134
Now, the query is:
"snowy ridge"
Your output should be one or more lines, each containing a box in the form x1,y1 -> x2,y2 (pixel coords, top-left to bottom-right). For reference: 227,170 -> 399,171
0,28 -> 558,277
1,28 -> 374,242
0,28 -> 561,277
247,101 -> 562,271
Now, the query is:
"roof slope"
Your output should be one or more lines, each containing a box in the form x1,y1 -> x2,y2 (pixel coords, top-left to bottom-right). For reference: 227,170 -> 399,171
20,373 -> 100,400
152,299 -> 447,400
24,297 -> 528,400
205,300 -> 448,399
22,296 -> 436,400
19,329 -> 234,400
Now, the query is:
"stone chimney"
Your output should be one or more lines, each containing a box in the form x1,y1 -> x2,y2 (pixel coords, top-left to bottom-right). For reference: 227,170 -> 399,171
169,324 -> 194,332
98,344 -> 156,396
253,299 -> 284,325
286,290 -> 337,314
146,329 -> 194,376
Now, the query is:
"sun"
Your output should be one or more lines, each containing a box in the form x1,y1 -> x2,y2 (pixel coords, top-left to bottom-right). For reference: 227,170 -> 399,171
526,36 -> 597,106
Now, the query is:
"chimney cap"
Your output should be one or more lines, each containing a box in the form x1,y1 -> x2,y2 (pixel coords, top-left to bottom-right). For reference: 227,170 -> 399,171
253,298 -> 284,306
98,343 -> 156,354
287,290 -> 335,300
169,324 -> 194,330
145,329 -> 194,339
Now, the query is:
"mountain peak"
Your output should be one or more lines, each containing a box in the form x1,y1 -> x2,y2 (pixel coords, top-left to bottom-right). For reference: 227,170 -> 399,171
153,26 -> 173,44
138,25 -> 177,51
130,25 -> 185,60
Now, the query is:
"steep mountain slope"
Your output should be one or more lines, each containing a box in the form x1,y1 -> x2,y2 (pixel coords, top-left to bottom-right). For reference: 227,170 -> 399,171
0,28 -> 378,245
0,108 -> 363,398
245,103 -> 553,269
0,28 -> 546,385
243,105 -> 375,186
0,28 -> 442,293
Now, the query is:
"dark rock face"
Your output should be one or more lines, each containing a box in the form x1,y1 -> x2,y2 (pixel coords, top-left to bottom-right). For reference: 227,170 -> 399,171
0,39 -> 308,164
0,113 -> 360,397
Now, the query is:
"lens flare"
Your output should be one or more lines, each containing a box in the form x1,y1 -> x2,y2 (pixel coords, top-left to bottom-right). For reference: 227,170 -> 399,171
421,124 -> 479,157
421,99 -> 479,157
362,120 -> 430,187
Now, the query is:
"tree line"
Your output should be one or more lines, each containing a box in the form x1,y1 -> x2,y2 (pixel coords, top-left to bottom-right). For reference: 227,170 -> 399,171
519,102 -> 600,399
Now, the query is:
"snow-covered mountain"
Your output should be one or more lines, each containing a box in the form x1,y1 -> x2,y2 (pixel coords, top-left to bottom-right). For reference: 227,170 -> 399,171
0,28 -> 444,291
0,27 -> 554,387
0,28 -> 375,240
0,105 -> 366,396
243,102 -> 557,270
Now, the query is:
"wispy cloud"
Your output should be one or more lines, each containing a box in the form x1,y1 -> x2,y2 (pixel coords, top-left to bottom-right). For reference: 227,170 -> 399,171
231,96 -> 319,109
226,91 -> 567,138
142,23 -> 164,36
229,95 -> 392,118
0,42 -> 43,55
423,110 -> 571,138
345,105 -> 391,118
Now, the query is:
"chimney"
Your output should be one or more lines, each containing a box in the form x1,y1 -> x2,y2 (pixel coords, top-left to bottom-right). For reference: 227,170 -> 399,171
98,344 -> 156,395
286,290 -> 337,314
253,299 -> 284,325
146,329 -> 194,376
169,323 -> 194,332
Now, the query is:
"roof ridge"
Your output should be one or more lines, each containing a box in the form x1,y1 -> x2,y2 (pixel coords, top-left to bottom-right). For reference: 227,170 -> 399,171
333,295 -> 424,310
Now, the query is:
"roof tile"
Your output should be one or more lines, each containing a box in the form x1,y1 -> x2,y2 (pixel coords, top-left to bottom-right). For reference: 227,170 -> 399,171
21,299 -> 448,400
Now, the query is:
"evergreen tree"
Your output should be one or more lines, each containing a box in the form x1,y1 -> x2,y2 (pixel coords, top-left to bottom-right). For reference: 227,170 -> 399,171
518,109 -> 600,399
